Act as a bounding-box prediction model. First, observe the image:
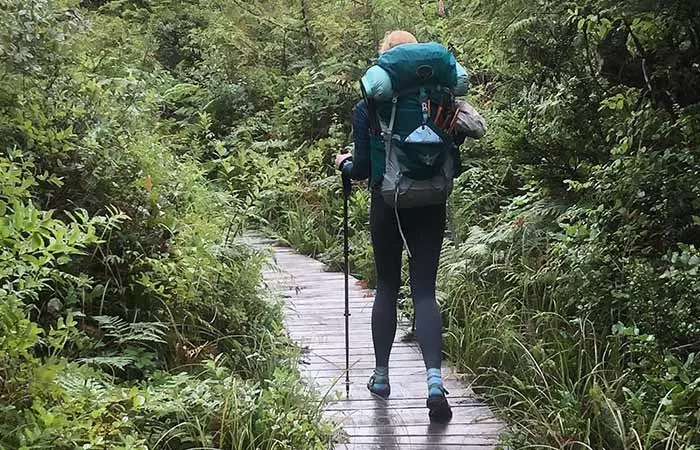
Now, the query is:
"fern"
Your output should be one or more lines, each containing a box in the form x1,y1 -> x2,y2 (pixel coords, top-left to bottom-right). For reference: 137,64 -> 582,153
55,371 -> 110,402
250,139 -> 291,153
77,356 -> 136,370
505,16 -> 539,36
92,315 -> 168,346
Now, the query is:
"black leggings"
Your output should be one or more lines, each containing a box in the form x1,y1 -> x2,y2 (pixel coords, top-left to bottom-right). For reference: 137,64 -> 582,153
370,189 -> 446,370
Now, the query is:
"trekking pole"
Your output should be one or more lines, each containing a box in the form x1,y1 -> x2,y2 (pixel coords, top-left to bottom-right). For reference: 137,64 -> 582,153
342,171 -> 352,398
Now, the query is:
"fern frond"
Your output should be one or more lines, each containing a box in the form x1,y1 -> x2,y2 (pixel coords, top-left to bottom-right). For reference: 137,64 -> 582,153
77,356 -> 136,370
92,315 -> 168,346
55,371 -> 110,400
93,315 -> 131,337
506,16 -> 539,36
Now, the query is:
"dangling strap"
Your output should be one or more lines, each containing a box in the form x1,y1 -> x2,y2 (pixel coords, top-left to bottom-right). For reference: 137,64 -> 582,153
384,96 -> 412,258
394,184 -> 413,259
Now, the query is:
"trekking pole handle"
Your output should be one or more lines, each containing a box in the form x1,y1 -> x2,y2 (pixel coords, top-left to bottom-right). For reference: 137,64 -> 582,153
338,145 -> 353,198
342,172 -> 352,198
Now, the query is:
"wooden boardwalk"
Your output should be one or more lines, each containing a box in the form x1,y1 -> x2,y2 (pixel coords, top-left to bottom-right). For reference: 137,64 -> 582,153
249,237 -> 502,450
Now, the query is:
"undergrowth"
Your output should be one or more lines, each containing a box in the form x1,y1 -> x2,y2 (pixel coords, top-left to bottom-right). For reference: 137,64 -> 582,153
208,0 -> 700,449
1,1 -> 334,449
4,0 -> 699,449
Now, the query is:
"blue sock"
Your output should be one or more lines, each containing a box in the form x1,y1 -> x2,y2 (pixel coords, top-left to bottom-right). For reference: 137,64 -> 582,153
373,366 -> 389,385
427,368 -> 443,397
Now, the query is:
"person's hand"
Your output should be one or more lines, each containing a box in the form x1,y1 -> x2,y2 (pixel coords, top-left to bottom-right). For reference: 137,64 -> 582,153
335,153 -> 352,170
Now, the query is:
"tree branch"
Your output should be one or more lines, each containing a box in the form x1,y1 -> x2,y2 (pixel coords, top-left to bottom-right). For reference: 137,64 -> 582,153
228,0 -> 304,35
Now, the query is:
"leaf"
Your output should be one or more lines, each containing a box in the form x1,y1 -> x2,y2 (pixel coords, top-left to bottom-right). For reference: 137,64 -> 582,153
78,356 -> 136,369
31,232 -> 43,250
92,315 -> 168,346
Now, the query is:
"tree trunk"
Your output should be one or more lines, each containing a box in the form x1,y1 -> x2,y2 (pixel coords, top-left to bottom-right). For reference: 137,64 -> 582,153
300,0 -> 316,61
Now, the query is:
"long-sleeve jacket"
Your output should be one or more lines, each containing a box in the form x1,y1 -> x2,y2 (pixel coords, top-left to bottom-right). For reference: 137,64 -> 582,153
340,101 -> 371,181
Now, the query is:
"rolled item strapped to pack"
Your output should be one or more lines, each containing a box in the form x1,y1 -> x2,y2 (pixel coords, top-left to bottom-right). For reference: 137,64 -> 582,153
359,42 -> 466,209
361,49 -> 469,101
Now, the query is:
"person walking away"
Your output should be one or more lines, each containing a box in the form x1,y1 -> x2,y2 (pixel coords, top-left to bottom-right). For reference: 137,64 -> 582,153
335,30 -> 475,423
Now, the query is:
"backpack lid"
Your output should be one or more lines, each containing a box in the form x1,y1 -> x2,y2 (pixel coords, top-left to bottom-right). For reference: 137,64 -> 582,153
377,42 -> 458,92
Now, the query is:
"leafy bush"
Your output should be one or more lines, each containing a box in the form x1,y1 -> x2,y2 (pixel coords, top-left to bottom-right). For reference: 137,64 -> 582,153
206,0 -> 700,449
6,0 -> 698,448
1,0 -> 335,448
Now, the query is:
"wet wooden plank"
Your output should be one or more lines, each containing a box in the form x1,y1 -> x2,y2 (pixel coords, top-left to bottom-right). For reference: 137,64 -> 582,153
284,310 -> 374,317
286,310 -> 377,318
285,299 -> 371,307
302,344 -> 412,355
284,297 -> 371,304
343,422 -> 501,438
286,319 -> 377,328
295,338 -> 397,348
310,378 -> 468,400
325,407 -> 498,427
326,396 -> 484,411
311,372 -> 470,386
302,359 -> 429,372
344,435 -> 499,446
283,301 -> 374,309
290,330 -> 377,339
304,361 -> 458,376
283,297 -> 372,304
245,235 -> 502,449
302,348 -> 419,359
306,381 -> 445,400
286,313 -> 399,322
337,445 -> 495,450
299,343 -> 417,352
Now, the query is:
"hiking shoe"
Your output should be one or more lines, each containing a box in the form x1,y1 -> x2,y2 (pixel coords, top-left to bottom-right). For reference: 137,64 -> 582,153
427,386 -> 452,423
367,375 -> 391,399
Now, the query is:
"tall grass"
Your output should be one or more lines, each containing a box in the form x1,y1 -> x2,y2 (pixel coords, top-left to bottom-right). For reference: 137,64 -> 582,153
436,192 -> 698,449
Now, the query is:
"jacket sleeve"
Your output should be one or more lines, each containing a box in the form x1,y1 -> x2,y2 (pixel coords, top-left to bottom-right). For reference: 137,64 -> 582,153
341,101 -> 371,181
452,132 -> 465,177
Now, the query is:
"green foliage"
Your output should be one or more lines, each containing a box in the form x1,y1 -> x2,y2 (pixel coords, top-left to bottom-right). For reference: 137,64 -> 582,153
1,0 -> 334,448
1,357 -> 331,450
205,0 -> 700,449
3,0 -> 698,447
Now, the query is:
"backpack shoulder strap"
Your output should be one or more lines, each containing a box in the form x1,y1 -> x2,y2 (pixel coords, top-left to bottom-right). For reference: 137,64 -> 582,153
361,81 -> 382,135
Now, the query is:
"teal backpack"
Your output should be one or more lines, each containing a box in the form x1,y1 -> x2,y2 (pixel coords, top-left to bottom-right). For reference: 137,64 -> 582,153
360,42 -> 467,209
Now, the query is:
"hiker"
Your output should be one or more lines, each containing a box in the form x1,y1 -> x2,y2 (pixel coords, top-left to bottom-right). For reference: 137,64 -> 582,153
335,30 -> 483,423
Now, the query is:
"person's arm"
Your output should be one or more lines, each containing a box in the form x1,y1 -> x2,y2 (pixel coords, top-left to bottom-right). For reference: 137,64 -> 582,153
451,137 -> 464,178
340,101 -> 371,181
